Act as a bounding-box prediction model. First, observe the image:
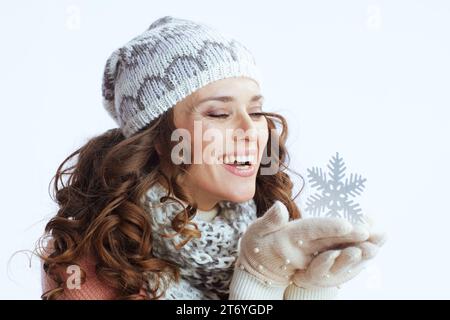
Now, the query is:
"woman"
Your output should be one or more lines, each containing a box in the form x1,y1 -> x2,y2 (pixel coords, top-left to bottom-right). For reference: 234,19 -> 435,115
37,16 -> 385,300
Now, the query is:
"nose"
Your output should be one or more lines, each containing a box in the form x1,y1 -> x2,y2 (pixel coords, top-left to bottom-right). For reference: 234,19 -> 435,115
234,111 -> 258,143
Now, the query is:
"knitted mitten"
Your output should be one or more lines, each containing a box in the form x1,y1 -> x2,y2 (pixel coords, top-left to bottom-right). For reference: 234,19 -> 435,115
291,218 -> 387,290
231,201 -> 370,292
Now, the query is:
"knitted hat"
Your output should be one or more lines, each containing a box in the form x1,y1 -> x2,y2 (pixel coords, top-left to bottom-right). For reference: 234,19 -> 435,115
101,15 -> 264,138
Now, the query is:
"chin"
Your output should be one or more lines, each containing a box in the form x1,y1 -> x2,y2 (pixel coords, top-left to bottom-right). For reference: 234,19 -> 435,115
222,185 -> 255,203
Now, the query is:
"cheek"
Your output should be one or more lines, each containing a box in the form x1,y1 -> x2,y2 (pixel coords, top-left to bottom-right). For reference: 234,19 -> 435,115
259,124 -> 269,142
256,121 -> 269,148
175,115 -> 209,162
197,122 -> 227,163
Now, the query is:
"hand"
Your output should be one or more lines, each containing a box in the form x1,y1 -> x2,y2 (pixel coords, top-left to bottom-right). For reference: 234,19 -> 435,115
235,201 -> 370,287
291,217 -> 387,289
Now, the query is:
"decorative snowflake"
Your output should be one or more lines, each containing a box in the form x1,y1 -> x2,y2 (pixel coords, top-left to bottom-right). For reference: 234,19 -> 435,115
305,152 -> 367,224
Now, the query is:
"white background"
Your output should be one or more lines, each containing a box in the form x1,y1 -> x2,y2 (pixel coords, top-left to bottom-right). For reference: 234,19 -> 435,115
1,0 -> 449,299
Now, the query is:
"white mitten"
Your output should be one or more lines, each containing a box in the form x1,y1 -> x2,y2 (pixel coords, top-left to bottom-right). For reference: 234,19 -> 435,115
291,216 -> 387,290
230,200 -> 370,295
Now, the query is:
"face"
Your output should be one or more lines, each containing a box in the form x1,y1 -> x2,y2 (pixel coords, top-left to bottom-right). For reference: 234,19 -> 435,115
171,76 -> 269,210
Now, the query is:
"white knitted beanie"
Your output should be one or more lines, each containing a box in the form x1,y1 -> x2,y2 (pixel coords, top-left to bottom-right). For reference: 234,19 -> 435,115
101,15 -> 264,138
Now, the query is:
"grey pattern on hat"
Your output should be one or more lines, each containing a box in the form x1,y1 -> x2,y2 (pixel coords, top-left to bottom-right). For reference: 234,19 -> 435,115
101,16 -> 263,138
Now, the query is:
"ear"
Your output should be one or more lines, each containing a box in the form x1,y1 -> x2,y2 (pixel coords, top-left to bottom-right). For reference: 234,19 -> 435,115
155,143 -> 162,156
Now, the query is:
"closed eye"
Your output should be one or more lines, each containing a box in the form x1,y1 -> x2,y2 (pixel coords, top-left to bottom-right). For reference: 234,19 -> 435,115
207,114 -> 229,118
207,112 -> 265,119
250,112 -> 265,118
206,104 -> 265,119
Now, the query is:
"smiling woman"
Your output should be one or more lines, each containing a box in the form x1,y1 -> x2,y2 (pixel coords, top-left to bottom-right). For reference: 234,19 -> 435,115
35,15 -> 379,300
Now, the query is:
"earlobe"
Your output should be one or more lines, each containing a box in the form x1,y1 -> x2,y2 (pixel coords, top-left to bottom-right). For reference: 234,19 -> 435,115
155,143 -> 162,156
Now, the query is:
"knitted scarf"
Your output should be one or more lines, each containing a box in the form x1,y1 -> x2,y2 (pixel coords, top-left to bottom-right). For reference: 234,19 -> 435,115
141,182 -> 257,299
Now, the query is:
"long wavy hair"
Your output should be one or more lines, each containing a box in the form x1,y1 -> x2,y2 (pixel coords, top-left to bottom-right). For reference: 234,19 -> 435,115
35,107 -> 304,300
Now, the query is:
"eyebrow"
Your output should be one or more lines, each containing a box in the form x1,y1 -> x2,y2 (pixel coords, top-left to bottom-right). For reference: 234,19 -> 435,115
197,94 -> 264,104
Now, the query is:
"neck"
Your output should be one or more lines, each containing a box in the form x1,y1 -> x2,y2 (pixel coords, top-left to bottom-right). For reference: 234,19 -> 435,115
197,204 -> 219,214
156,175 -> 219,212
195,199 -> 219,212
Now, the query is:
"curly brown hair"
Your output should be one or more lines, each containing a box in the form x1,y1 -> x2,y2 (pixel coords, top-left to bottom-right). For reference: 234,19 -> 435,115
35,108 -> 304,300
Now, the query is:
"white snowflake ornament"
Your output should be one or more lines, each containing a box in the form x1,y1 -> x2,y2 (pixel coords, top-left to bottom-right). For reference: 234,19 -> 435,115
305,152 -> 367,224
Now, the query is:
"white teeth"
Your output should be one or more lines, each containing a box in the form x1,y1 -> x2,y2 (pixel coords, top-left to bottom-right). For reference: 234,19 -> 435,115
223,154 -> 256,164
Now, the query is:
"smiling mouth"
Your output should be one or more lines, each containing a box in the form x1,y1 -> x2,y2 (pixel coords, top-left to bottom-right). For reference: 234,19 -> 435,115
222,161 -> 256,177
219,151 -> 258,178
220,153 -> 257,166
223,160 -> 253,169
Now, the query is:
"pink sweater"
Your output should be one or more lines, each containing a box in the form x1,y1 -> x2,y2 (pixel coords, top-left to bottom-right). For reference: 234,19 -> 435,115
41,254 -> 120,300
